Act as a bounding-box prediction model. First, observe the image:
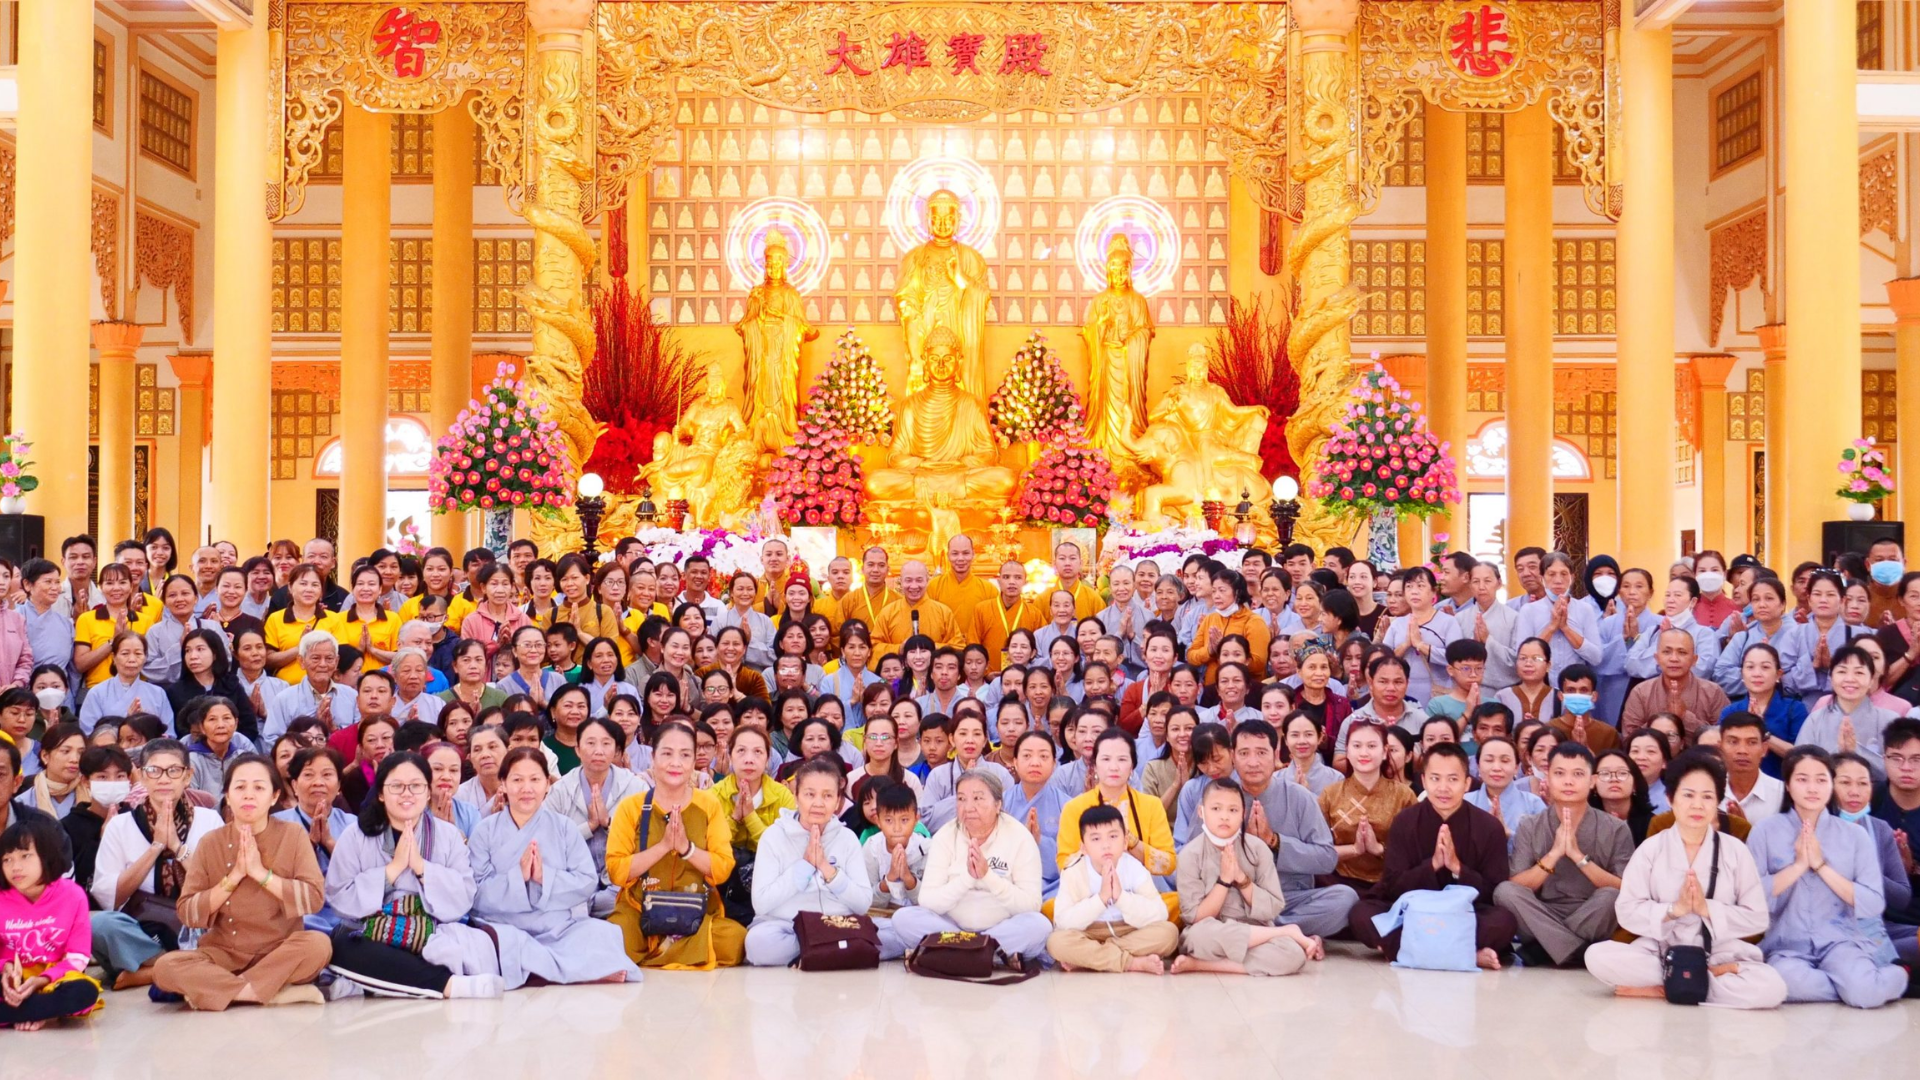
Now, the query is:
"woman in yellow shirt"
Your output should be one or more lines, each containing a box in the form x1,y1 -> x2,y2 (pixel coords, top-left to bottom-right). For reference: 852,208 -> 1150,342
323,564 -> 400,670
708,726 -> 794,850
522,558 -> 560,631
561,560 -> 632,665
264,564 -> 331,684
72,563 -> 160,687
1057,727 -> 1179,876
398,547 -> 458,624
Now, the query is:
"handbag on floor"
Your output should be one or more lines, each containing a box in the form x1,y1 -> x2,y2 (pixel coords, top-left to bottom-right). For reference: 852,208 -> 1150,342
905,930 -> 1041,986
637,792 -> 711,938
1661,830 -> 1720,1006
719,844 -> 756,925
1371,884 -> 1478,972
791,911 -> 881,971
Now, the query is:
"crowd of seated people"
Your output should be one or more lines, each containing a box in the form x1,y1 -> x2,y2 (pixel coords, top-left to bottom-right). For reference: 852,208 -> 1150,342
2,528 -> 1919,1030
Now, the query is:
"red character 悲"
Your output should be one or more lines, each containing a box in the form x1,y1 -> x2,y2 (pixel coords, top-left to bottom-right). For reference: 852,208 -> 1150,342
825,29 -> 874,77
372,6 -> 442,79
999,33 -> 1052,77
1447,4 -> 1515,79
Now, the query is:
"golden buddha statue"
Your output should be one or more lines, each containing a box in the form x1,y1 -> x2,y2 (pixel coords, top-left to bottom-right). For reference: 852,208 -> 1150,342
1133,342 -> 1271,523
895,189 -> 990,397
736,230 -> 816,454
866,326 -> 1014,553
1081,233 -> 1154,465
641,371 -> 751,527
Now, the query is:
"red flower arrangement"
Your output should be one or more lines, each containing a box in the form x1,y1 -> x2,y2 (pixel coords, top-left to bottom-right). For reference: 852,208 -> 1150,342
765,411 -> 868,528
1208,295 -> 1300,479
1015,440 -> 1119,528
581,283 -> 701,493
428,364 -> 576,518
1307,365 -> 1460,519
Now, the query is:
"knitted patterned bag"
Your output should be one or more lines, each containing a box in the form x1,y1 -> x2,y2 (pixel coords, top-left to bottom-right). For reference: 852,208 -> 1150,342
362,893 -> 437,953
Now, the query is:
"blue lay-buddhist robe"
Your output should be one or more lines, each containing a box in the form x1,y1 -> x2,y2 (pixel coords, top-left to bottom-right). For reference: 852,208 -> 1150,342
324,815 -> 499,979
1748,811 -> 1908,1009
468,807 -> 641,989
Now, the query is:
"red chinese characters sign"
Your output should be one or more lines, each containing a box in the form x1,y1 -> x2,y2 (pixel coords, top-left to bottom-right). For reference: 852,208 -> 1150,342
824,29 -> 1051,78
1447,4 -> 1515,79
372,6 -> 442,79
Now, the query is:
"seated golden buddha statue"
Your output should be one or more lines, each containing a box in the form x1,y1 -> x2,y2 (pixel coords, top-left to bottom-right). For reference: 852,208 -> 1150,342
641,370 -> 753,527
1133,342 -> 1271,523
867,326 -> 1015,506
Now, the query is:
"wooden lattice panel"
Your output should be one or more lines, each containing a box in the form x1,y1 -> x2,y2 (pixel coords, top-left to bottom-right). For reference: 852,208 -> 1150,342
137,68 -> 194,176
87,363 -> 174,439
1552,237 -> 1617,336
1728,367 -> 1765,442
475,237 -> 534,334
390,237 -> 433,334
1467,239 -> 1504,337
1863,369 -> 1898,443
1713,70 -> 1764,176
273,236 -> 342,334
644,91 -> 1232,328
1351,239 -> 1427,337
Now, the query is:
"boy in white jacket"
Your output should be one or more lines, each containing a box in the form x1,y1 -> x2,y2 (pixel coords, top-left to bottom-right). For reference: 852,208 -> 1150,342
1048,803 -> 1180,972
745,760 -> 876,966
890,769 -> 1052,961
862,781 -> 931,958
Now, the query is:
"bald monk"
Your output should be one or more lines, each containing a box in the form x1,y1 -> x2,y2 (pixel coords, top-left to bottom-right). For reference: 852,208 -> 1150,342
875,561 -> 966,656
930,535 -> 998,642
972,560 -> 1047,664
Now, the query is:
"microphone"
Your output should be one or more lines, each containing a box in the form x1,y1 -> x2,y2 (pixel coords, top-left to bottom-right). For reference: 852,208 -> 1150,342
911,608 -> 921,635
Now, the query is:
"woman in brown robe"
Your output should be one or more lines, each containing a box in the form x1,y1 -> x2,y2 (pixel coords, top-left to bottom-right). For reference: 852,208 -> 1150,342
152,754 -> 332,1009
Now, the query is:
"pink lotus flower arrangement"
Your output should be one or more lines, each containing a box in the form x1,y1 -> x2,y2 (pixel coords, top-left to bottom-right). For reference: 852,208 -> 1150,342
0,432 -> 39,503
1015,439 -> 1119,528
766,411 -> 868,528
1836,438 -> 1894,503
1308,365 -> 1461,520
427,364 -> 575,519
989,332 -> 1084,446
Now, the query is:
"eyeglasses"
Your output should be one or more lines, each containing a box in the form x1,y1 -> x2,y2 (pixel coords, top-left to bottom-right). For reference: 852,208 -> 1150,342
142,765 -> 188,780
867,733 -> 895,744
383,782 -> 429,796
1596,770 -> 1634,781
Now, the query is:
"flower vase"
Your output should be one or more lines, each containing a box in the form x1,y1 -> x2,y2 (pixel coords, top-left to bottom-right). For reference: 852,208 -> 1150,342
1368,509 -> 1400,571
483,505 -> 515,559
1846,502 -> 1875,522
0,496 -> 22,515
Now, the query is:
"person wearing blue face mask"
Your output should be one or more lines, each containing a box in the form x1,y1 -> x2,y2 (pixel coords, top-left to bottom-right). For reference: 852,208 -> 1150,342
1546,665 -> 1616,753
1862,538 -> 1907,627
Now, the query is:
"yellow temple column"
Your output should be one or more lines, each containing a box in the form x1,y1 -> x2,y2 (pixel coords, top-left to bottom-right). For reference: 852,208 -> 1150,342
1284,0 -> 1364,554
209,17 -> 273,548
340,105 -> 393,557
10,0 -> 96,538
522,0 -> 600,554
1782,0 -> 1861,559
1889,279 -> 1920,530
169,355 -> 211,548
1424,103 -> 1468,546
431,104 -> 478,554
92,322 -> 143,545
1689,354 -> 1738,552
1502,102 -> 1555,563
1616,19 -> 1676,574
1757,324 -> 1788,563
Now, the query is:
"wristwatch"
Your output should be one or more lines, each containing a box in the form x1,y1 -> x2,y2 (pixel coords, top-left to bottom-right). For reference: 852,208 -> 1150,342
1576,855 -> 1591,869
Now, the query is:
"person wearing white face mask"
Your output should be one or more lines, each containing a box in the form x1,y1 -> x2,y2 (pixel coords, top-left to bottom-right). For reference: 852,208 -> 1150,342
1172,777 -> 1320,975
1690,550 -> 1739,631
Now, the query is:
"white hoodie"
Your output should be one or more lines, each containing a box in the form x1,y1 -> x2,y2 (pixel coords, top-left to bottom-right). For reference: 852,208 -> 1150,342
750,809 -> 872,925
917,812 -> 1045,931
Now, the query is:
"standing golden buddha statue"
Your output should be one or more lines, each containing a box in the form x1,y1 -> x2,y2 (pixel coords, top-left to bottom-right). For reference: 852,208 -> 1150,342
735,230 -> 817,454
1080,233 -> 1155,465
895,189 -> 990,397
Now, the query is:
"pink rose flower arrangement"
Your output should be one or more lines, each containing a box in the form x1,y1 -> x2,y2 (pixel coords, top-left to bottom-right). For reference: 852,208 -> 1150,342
1307,365 -> 1460,520
428,363 -> 575,518
1015,439 -> 1119,528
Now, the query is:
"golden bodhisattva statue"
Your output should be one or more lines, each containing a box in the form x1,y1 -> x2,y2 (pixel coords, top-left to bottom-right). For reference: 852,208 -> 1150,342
1133,342 -> 1271,523
865,326 -> 1014,553
1081,233 -> 1154,465
895,189 -> 990,397
736,230 -> 816,454
642,372 -> 755,527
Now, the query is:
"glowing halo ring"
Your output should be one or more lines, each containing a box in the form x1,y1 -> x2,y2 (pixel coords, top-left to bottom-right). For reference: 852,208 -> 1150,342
884,157 -> 1001,254
1075,196 -> 1182,296
725,198 -> 832,295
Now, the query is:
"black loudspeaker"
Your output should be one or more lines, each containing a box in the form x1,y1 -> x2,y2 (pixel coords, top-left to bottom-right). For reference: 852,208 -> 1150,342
0,514 -> 45,565
1821,520 -> 1904,565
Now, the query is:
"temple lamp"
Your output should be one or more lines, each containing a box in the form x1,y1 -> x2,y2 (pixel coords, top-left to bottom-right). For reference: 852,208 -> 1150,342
1269,474 -> 1301,548
1233,489 -> 1258,546
577,472 -> 607,561
635,481 -> 659,526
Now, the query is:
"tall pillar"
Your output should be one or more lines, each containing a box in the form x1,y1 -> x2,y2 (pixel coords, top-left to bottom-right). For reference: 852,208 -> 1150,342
1782,0 -> 1861,560
1757,324 -> 1788,564
11,0 -> 96,539
1425,103 -> 1468,544
209,18 -> 273,549
340,105 -> 393,558
91,322 -> 143,545
1689,354 -> 1738,552
1616,21 -> 1677,574
431,105 -> 477,554
1283,0 -> 1364,554
1889,280 -> 1920,530
169,355 -> 211,547
1502,102 -> 1556,564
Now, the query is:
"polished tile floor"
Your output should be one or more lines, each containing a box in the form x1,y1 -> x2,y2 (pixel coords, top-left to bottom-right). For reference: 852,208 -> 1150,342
7,945 -> 1917,1079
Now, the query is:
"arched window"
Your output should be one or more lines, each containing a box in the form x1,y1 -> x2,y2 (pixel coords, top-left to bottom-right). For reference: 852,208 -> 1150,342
313,416 -> 434,478
1463,419 -> 1591,482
